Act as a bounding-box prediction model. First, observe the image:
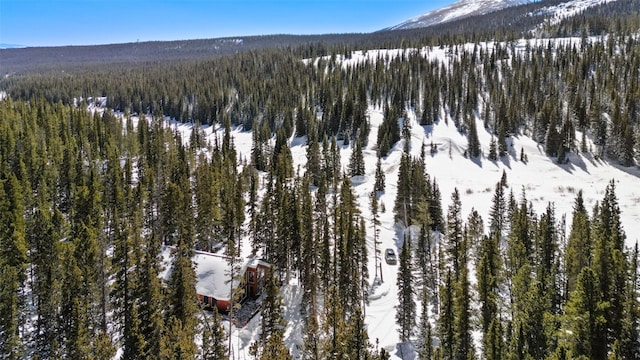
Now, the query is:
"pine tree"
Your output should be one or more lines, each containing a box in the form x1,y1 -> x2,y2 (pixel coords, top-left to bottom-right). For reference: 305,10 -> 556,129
618,242 -> 640,359
200,307 -> 228,360
371,190 -> 383,285
29,206 -> 66,359
565,191 -> 591,294
358,217 -> 369,311
59,236 -> 95,360
113,205 -> 145,359
489,183 -> 506,237
619,120 -> 635,167
334,175 -> 366,313
497,120 -> 508,157
374,154 -> 385,193
477,233 -> 501,347
430,180 -> 445,233
445,189 -> 463,276
563,267 -> 606,359
591,180 -> 627,353
247,166 -> 260,255
299,175 -> 318,319
377,104 -> 401,157
316,179 -> 332,291
394,154 -> 413,226
506,191 -> 534,276
320,285 -> 348,358
415,196 -> 436,306
0,174 -> 28,359
164,161 -> 199,359
467,116 -> 481,158
302,307 -> 320,360
488,136 -> 498,161
545,115 -> 560,157
165,244 -> 199,359
251,119 -> 269,172
258,332 -> 292,360
306,136 -> 322,187
137,229 -> 168,359
536,202 -> 560,311
348,139 -> 365,177
344,305 -> 372,360
402,111 -> 412,152
484,318 -> 505,360
295,103 -> 309,138
396,236 -> 416,342
454,228 -> 474,360
193,156 -> 221,252
417,286 -> 433,360
257,175 -> 276,262
438,270 -> 455,360
253,266 -> 290,359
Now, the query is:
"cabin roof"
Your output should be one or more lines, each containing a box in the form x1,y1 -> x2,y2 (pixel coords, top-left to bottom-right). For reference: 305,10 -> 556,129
160,246 -> 268,301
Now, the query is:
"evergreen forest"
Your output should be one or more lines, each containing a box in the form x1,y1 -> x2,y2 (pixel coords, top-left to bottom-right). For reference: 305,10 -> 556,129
1,0 -> 639,359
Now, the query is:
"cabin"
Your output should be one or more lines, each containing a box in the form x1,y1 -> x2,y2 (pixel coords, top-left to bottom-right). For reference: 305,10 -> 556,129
161,247 -> 270,314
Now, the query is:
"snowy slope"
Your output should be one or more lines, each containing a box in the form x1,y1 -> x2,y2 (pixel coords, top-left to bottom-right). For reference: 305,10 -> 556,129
536,0 -> 618,25
165,109 -> 639,359
173,101 -> 639,358
387,0 -> 618,31
386,0 -> 531,31
122,36 -> 640,359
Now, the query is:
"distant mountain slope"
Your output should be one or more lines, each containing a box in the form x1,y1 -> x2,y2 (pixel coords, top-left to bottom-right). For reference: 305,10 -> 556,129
387,0 -> 532,31
0,34 -> 369,74
0,43 -> 26,49
537,0 -> 619,25
386,0 -> 620,31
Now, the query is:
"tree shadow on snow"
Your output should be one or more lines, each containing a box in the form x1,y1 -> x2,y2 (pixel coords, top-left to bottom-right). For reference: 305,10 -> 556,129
500,154 -> 512,170
555,152 -> 591,175
470,155 -> 483,168
422,124 -> 435,139
395,342 -> 416,360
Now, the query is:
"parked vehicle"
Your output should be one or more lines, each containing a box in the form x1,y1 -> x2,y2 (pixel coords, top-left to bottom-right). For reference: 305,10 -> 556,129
385,248 -> 397,265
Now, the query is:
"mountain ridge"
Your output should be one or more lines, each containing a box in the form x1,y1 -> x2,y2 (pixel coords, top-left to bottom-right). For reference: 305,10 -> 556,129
385,0 -> 533,31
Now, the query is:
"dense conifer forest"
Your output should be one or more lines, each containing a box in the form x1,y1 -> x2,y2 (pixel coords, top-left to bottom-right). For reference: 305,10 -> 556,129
1,0 -> 639,359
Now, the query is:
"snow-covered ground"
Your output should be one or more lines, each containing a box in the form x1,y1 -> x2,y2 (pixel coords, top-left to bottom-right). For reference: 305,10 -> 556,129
169,107 -> 639,358
103,36 -> 638,358
162,99 -> 639,358
538,0 -> 618,25
387,0 -> 617,31
387,0 -> 530,31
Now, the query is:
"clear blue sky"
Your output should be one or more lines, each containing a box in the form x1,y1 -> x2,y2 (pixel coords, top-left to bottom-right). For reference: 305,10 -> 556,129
0,0 -> 451,47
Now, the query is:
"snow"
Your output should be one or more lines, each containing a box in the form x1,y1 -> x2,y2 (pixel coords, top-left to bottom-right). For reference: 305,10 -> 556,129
352,107 -> 640,358
537,0 -> 618,25
160,247 -> 237,301
193,251 -> 237,300
117,35 -> 638,359
388,0 -> 618,31
388,0 -> 531,30
75,96 -> 107,109
165,101 -> 639,358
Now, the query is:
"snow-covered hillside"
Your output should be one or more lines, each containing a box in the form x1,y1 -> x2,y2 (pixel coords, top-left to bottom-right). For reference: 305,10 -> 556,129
123,37 -> 639,360
386,0 -> 618,31
536,0 -> 618,25
386,0 -> 531,31
164,97 -> 640,359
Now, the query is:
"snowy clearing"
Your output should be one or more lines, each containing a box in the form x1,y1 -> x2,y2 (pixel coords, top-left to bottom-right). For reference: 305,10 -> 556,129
158,101 -> 639,359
